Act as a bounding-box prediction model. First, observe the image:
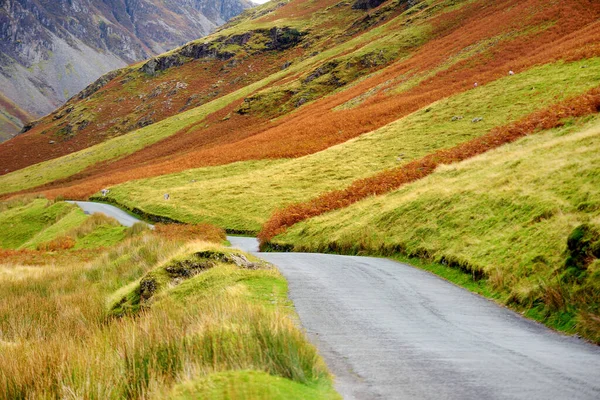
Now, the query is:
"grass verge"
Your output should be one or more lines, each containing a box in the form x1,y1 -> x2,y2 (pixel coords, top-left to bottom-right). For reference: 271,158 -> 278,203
0,198 -> 135,251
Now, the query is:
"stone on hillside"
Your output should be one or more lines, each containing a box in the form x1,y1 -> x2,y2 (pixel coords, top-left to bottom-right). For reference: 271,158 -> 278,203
352,0 -> 388,10
266,27 -> 305,51
166,259 -> 216,279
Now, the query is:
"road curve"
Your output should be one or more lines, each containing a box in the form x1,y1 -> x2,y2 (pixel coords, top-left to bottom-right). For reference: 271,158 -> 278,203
67,201 -> 152,228
229,236 -> 600,400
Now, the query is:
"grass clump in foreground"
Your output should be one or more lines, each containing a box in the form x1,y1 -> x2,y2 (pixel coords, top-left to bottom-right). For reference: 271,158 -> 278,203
271,116 -> 600,343
0,226 -> 337,399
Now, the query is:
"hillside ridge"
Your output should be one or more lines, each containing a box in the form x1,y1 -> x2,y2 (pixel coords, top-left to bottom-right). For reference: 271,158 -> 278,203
0,0 -> 253,140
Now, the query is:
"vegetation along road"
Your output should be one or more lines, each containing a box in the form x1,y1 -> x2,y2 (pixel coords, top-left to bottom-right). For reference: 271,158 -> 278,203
73,202 -> 600,400
67,201 -> 153,228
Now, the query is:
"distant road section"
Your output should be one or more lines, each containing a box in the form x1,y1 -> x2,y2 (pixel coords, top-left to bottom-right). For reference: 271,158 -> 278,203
229,236 -> 600,400
67,201 -> 151,228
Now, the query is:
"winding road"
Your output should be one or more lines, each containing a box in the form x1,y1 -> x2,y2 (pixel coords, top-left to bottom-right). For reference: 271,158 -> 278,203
67,201 -> 153,228
73,201 -> 600,400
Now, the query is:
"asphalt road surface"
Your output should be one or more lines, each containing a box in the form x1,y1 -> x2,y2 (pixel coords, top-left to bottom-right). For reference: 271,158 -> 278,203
68,203 -> 600,400
228,236 -> 600,400
67,200 -> 152,228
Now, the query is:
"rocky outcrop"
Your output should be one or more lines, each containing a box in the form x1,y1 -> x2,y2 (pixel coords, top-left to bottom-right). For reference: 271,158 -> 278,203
266,27 -> 305,51
140,27 -> 305,75
77,70 -> 124,101
111,249 -> 264,315
352,0 -> 388,10
0,0 -> 253,141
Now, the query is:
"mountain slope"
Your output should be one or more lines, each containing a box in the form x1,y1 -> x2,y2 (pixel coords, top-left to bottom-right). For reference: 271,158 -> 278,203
0,0 -> 253,139
0,92 -> 31,142
1,0 -> 598,192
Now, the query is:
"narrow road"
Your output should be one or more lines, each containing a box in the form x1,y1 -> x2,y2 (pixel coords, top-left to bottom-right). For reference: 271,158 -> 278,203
67,200 -> 152,228
229,236 -> 600,400
70,203 -> 600,400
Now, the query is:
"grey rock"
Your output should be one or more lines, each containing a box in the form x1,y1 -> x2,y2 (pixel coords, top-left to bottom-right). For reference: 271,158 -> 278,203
352,0 -> 388,10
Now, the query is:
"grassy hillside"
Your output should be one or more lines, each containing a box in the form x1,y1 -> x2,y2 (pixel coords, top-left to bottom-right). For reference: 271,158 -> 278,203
95,58 -> 600,232
1,0 -> 598,201
0,197 -> 131,250
0,0 -> 360,173
270,115 -> 600,342
0,215 -> 338,398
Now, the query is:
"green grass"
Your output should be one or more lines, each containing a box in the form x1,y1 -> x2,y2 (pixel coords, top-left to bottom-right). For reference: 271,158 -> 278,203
20,206 -> 87,249
170,370 -> 338,400
0,198 -> 133,250
0,198 -> 74,248
272,115 -> 600,341
105,58 -> 600,232
389,253 -> 499,300
73,224 -> 127,249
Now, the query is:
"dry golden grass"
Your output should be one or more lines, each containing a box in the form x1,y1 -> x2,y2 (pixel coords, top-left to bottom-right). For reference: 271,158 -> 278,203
0,235 -> 335,399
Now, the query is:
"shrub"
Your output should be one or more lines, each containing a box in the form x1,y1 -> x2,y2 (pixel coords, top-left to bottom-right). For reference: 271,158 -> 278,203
153,223 -> 226,243
563,224 -> 600,281
37,236 -> 76,251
